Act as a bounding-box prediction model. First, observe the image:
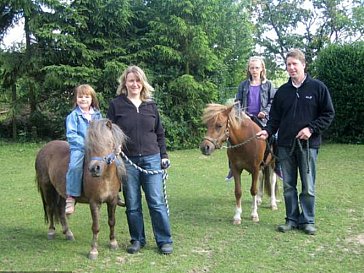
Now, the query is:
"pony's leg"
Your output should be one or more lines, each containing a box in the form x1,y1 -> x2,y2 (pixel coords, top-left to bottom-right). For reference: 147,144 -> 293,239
270,170 -> 278,210
58,198 -> 74,240
88,202 -> 101,260
42,187 -> 57,240
256,170 -> 264,206
107,202 -> 118,250
46,203 -> 56,240
233,172 -> 242,225
250,170 -> 259,222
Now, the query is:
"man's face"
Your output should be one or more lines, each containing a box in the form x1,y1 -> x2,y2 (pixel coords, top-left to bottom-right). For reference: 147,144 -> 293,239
286,57 -> 306,82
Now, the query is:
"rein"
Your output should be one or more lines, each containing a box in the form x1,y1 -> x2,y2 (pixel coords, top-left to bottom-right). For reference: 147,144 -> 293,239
225,135 -> 258,149
268,137 -> 311,174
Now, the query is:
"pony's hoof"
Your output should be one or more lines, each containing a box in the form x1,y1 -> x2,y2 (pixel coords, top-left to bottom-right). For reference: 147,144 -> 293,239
233,219 -> 241,225
271,204 -> 278,211
110,240 -> 118,250
65,231 -> 75,241
47,229 -> 56,240
88,250 -> 98,260
251,216 -> 259,222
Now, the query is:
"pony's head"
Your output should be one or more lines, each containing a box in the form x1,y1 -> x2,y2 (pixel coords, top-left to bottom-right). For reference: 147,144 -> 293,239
86,119 -> 126,177
200,103 -> 250,155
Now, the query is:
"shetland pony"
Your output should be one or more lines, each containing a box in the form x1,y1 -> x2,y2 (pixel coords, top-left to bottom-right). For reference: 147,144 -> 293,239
200,104 -> 277,224
35,119 -> 126,259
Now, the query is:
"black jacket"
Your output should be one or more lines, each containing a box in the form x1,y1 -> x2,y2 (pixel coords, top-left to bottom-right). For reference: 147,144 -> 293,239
107,94 -> 168,158
265,74 -> 335,149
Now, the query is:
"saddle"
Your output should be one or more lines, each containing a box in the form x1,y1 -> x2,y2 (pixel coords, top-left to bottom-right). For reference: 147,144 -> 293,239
249,114 -> 265,129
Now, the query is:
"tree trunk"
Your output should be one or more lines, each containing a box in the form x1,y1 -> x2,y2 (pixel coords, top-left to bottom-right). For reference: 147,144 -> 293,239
12,84 -> 17,140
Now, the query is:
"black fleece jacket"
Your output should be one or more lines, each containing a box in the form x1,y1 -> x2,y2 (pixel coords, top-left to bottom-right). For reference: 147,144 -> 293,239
265,74 -> 335,149
107,94 -> 168,158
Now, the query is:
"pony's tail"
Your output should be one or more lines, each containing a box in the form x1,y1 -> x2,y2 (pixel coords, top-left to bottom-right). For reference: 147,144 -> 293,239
35,170 -> 62,225
263,164 -> 279,197
263,166 -> 272,197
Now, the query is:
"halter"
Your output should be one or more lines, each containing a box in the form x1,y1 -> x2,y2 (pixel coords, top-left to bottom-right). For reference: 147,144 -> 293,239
90,152 -> 121,166
203,118 -> 257,150
203,120 -> 230,149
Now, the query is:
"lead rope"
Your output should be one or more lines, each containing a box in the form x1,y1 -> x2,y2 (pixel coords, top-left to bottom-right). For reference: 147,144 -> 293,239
270,138 -> 310,174
120,151 -> 170,216
296,139 -> 310,174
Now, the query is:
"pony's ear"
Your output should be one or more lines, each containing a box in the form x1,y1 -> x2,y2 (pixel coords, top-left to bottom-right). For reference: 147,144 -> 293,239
106,120 -> 113,130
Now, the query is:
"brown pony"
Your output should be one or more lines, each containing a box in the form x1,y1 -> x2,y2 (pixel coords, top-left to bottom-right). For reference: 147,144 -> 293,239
200,103 -> 278,224
35,119 -> 126,259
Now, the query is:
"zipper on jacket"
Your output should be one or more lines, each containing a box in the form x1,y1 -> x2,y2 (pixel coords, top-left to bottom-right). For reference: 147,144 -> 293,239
293,88 -> 299,118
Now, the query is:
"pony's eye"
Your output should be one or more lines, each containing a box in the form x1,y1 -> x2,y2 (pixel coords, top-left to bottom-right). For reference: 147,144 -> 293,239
215,124 -> 223,130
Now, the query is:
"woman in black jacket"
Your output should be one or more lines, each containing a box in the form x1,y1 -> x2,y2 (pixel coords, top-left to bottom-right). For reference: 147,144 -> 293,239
107,66 -> 172,255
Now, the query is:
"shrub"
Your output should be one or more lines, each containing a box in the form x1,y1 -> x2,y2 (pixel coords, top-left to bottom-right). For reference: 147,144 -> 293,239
313,42 -> 364,144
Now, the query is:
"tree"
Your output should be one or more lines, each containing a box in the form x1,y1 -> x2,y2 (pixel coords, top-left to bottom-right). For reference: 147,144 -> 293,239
0,0 -> 253,148
1,0 -> 133,139
1,0 -> 56,139
136,0 -> 253,148
252,0 -> 364,73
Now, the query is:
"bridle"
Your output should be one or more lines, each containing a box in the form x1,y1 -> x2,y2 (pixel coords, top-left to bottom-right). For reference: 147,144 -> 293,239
203,121 -> 230,149
90,146 -> 122,166
203,133 -> 229,149
203,118 -> 258,150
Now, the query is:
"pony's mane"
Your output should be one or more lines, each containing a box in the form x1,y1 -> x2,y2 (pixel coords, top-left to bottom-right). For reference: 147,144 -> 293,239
202,103 -> 250,129
86,119 -> 126,155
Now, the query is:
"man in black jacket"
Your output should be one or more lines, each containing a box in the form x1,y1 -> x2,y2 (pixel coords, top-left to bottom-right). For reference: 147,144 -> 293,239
257,49 -> 335,235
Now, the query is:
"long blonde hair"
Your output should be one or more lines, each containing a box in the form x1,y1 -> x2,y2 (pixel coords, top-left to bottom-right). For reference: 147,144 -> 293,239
246,56 -> 267,82
116,65 -> 154,101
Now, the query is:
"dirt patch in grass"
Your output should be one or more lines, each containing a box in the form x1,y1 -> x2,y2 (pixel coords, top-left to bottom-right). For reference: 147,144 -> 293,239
345,233 -> 364,245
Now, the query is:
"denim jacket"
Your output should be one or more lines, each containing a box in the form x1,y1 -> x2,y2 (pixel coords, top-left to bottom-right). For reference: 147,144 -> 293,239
66,106 -> 102,151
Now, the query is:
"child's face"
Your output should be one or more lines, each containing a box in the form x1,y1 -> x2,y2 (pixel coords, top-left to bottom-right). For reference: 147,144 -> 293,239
248,60 -> 263,80
77,93 -> 92,111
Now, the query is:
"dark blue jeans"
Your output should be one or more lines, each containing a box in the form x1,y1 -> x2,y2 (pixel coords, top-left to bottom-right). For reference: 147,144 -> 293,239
123,153 -> 172,248
278,145 -> 318,226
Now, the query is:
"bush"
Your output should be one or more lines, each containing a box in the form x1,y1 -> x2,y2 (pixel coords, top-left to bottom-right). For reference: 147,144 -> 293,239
313,42 -> 364,144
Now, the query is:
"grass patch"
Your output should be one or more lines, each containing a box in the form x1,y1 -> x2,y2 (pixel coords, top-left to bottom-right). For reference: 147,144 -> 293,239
0,142 -> 363,272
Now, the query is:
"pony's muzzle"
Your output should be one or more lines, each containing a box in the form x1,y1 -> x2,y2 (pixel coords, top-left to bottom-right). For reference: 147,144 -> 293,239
200,140 -> 215,155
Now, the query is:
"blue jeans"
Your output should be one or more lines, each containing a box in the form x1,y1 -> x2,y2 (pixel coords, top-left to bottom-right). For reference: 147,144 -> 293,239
123,153 -> 172,248
66,149 -> 84,197
278,145 -> 318,226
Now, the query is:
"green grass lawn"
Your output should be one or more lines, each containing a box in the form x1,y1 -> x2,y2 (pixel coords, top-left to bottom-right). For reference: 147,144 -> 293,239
0,142 -> 363,273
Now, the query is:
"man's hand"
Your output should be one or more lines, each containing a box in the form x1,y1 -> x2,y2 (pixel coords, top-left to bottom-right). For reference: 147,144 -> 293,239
296,127 -> 312,140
